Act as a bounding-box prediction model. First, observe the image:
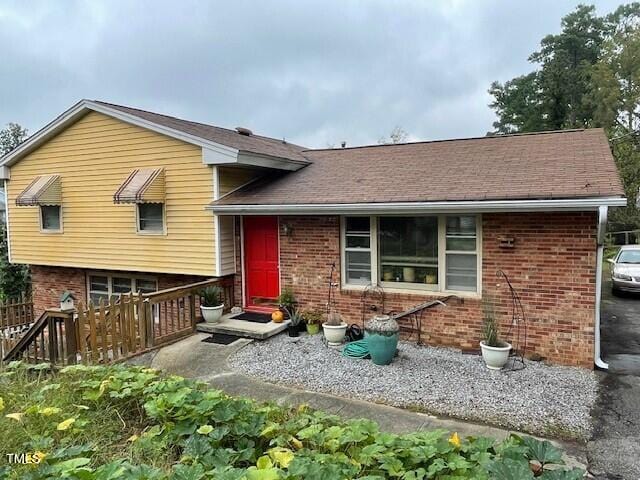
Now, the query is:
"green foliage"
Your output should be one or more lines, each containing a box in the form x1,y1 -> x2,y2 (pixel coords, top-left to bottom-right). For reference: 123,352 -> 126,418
0,362 -> 584,479
302,310 -> 322,325
488,3 -> 640,229
0,122 -> 31,301
481,296 -> 501,347
199,286 -> 223,307
276,289 -> 296,309
288,310 -> 303,327
0,222 -> 30,301
0,123 -> 27,155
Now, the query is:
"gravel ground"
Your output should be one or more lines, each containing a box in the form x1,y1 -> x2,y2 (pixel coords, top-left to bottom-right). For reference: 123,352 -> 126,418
229,334 -> 598,440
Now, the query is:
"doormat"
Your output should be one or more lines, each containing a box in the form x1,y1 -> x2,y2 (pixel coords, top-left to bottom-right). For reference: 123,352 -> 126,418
231,312 -> 273,323
202,333 -> 244,345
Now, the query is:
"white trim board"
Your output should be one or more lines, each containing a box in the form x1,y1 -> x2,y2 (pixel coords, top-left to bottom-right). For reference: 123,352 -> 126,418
209,197 -> 627,215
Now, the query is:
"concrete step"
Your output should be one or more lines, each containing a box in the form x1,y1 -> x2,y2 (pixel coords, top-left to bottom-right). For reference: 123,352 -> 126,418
197,314 -> 289,340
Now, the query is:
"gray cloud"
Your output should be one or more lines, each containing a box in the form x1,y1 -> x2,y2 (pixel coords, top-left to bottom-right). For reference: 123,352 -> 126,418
0,0 -> 623,148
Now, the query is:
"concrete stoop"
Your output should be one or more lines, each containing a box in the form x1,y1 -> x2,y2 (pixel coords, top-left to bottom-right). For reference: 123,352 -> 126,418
196,313 -> 289,340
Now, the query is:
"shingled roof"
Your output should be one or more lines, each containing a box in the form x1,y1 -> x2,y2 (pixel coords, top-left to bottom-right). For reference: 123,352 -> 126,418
211,128 -> 624,209
94,101 -> 308,162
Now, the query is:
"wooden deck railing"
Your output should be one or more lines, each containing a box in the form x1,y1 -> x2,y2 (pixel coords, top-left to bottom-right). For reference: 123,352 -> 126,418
3,276 -> 234,366
0,296 -> 35,360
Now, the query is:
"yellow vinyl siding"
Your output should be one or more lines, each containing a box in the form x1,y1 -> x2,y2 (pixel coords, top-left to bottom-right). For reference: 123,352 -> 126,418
216,166 -> 263,274
7,111 -> 217,276
218,166 -> 263,196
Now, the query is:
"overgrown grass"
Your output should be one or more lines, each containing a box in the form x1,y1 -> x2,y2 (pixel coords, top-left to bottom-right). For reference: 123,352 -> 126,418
0,362 -> 584,479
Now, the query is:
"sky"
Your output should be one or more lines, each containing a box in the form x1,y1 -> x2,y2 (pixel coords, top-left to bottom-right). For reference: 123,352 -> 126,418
0,0 -> 625,148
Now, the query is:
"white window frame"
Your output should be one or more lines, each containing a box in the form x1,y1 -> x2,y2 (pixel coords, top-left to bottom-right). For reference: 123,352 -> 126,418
86,272 -> 158,305
135,203 -> 167,235
341,216 -> 376,286
39,205 -> 63,233
340,214 -> 482,297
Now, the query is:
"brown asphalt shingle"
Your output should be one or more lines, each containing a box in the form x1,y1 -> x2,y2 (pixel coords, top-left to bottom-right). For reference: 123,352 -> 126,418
94,101 -> 309,162
213,128 -> 624,205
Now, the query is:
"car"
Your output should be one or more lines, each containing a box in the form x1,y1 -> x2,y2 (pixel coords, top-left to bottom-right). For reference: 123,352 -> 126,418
608,245 -> 640,294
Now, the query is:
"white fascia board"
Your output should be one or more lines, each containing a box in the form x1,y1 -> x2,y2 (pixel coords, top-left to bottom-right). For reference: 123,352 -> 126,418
209,196 -> 628,215
237,152 -> 309,171
203,150 -> 309,171
0,99 -> 239,168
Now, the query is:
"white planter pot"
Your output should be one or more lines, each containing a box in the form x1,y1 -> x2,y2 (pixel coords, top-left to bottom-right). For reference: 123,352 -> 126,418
201,304 -> 224,323
322,322 -> 348,346
480,341 -> 512,370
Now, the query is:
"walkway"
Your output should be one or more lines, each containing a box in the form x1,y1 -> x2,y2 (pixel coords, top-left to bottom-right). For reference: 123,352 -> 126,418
132,332 -> 587,469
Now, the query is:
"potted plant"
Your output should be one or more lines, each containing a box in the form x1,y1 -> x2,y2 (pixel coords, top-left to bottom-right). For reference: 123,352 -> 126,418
287,310 -> 303,337
479,297 -> 512,370
322,310 -> 348,346
303,310 -> 322,335
276,289 -> 296,317
200,286 -> 224,323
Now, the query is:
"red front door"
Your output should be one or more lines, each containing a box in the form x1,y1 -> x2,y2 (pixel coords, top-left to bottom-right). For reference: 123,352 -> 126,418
244,216 -> 280,311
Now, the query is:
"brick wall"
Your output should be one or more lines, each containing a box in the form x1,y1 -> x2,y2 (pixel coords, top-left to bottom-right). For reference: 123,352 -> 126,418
272,213 -> 596,368
30,265 -> 208,316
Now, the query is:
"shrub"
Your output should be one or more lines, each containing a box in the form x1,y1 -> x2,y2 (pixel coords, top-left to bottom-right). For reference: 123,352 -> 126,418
0,362 -> 583,479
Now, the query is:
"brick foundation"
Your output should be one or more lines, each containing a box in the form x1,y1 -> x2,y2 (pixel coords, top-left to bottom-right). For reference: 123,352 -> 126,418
30,265 -> 208,317
246,213 -> 596,368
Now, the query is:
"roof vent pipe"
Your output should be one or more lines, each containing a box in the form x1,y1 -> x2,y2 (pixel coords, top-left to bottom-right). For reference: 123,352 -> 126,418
341,141 -> 346,148
235,127 -> 253,136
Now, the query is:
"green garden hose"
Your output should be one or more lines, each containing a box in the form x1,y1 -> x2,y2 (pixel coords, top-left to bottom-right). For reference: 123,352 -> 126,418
342,339 -> 370,359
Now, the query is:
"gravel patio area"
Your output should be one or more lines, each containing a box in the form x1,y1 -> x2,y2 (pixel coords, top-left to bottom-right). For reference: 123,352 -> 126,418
229,334 -> 598,440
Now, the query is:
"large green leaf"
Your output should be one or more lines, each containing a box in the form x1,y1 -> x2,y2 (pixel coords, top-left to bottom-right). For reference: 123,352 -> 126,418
486,458 -> 535,480
519,436 -> 564,466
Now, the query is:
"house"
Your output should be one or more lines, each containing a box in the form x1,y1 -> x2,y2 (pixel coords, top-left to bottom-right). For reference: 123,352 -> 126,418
0,100 -> 626,368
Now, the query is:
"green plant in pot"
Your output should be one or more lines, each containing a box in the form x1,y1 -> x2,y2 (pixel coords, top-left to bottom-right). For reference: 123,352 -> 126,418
303,310 -> 322,335
479,295 -> 512,369
277,289 -> 296,314
200,285 -> 224,323
287,309 -> 303,337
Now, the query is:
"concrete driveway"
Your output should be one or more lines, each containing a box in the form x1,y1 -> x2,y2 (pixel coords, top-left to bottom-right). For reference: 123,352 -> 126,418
587,270 -> 640,479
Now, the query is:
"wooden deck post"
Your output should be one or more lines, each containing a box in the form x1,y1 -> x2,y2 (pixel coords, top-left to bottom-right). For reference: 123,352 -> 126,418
63,314 -> 78,365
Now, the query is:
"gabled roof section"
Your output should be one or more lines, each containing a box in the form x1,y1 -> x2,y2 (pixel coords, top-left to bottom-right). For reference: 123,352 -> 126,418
93,101 -> 309,163
0,100 -> 310,178
211,128 -> 626,213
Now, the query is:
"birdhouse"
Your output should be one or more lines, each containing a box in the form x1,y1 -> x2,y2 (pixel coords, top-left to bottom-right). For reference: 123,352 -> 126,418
59,291 -> 76,311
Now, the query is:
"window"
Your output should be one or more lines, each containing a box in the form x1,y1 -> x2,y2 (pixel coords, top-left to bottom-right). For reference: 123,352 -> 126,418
87,274 -> 158,305
341,215 -> 480,294
89,276 -> 109,305
137,203 -> 164,233
343,217 -> 372,285
445,216 -> 478,291
379,217 -> 438,288
40,205 -> 62,232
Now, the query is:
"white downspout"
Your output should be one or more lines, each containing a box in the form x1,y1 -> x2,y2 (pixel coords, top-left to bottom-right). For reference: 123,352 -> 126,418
595,205 -> 608,370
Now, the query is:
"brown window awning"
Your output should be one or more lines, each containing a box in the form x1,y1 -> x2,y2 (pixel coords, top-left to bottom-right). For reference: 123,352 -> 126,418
113,168 -> 165,204
16,175 -> 62,206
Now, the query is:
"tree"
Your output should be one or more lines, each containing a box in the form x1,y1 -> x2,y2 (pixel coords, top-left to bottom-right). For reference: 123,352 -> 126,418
378,126 -> 408,144
489,73 -> 546,133
0,122 -> 30,300
488,3 -> 640,230
0,122 -> 27,155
